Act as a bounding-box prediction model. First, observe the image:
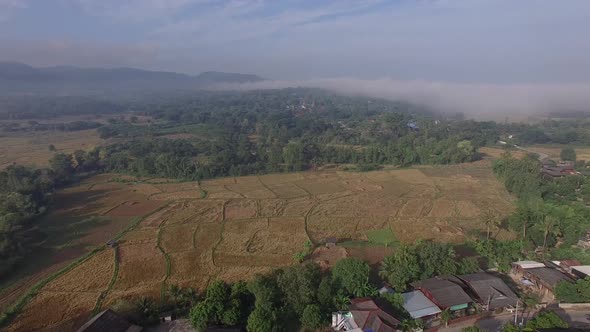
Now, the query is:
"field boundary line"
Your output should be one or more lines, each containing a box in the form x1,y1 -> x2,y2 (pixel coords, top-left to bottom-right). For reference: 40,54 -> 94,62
292,182 -> 312,198
191,224 -> 201,249
303,201 -> 319,245
223,185 -> 246,198
91,246 -> 119,316
256,176 -> 279,198
0,246 -> 104,329
156,227 -> 172,302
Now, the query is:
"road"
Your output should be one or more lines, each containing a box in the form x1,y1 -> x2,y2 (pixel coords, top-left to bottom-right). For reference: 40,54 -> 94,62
513,144 -> 549,161
438,308 -> 590,332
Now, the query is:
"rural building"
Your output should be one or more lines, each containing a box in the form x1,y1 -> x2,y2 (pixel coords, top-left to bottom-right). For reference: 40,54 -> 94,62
401,290 -> 441,321
76,309 -> 142,332
455,273 -> 518,311
411,277 -> 473,315
571,266 -> 590,279
541,160 -> 577,179
332,298 -> 400,332
521,267 -> 575,300
511,260 -> 546,274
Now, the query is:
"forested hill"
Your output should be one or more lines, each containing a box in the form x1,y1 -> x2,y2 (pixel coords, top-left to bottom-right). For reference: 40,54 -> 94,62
0,62 -> 265,95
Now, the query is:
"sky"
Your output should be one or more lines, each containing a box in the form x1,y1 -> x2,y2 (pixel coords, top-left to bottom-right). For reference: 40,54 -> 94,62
2,0 -> 590,83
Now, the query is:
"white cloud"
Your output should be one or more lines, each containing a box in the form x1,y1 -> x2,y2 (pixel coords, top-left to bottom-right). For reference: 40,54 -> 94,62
214,78 -> 590,118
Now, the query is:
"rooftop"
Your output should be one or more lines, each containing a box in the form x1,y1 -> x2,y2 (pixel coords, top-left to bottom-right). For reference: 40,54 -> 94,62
402,290 -> 441,319
571,266 -> 590,277
76,309 -> 142,332
411,277 -> 472,309
456,273 -> 518,310
512,261 -> 546,269
524,267 -> 574,289
349,298 -> 400,332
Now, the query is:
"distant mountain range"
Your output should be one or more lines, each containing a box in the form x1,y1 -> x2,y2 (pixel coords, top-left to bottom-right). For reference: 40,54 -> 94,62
0,62 -> 265,95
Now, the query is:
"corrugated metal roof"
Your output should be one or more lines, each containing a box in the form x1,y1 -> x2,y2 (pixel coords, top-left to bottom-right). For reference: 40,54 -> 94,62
456,273 -> 518,310
572,265 -> 590,277
411,277 -> 472,309
402,290 -> 441,319
525,267 -> 574,289
512,261 -> 545,269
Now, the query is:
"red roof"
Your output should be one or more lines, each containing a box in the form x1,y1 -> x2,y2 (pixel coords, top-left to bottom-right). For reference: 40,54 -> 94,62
349,298 -> 400,332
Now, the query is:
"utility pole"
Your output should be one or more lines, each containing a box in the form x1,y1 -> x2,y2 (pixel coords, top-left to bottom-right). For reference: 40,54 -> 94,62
514,300 -> 519,325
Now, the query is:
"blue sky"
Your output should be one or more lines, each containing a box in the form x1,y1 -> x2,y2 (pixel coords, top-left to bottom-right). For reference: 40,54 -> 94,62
1,0 -> 590,82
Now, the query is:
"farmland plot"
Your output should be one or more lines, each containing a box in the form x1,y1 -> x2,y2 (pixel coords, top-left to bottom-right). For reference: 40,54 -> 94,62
7,160 -> 516,331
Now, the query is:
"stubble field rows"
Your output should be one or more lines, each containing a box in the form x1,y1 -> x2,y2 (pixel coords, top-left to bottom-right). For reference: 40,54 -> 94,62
7,160 -> 515,331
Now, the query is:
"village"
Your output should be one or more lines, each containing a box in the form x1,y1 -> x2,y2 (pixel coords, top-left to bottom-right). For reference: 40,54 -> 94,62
330,257 -> 590,332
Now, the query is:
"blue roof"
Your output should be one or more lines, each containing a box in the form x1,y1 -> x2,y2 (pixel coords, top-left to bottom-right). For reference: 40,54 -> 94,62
402,290 -> 441,319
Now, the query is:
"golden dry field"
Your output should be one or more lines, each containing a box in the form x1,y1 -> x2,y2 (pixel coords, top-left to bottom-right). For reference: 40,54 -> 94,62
0,129 -> 104,168
5,161 -> 516,331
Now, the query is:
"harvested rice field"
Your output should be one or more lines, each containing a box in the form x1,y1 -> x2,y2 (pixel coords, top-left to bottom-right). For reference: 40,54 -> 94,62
6,160 -> 517,331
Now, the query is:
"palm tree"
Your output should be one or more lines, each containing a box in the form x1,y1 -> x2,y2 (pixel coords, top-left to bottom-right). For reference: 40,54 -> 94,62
167,284 -> 183,311
181,287 -> 199,308
134,296 -> 157,323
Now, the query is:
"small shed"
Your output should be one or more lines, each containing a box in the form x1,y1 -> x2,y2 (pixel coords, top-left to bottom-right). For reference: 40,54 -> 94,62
511,260 -> 545,274
325,237 -> 337,248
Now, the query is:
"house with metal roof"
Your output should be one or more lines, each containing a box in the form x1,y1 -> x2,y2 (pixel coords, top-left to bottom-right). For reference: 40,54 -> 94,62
402,290 -> 441,320
455,273 -> 518,311
522,267 -> 575,300
411,277 -> 473,313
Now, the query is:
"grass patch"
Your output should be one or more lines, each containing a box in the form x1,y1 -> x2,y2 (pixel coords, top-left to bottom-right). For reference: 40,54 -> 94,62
366,228 -> 398,247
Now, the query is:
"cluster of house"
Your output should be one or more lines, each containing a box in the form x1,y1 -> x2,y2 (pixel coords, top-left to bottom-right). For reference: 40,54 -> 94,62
332,271 -> 519,332
540,160 -> 579,178
332,260 -> 590,332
